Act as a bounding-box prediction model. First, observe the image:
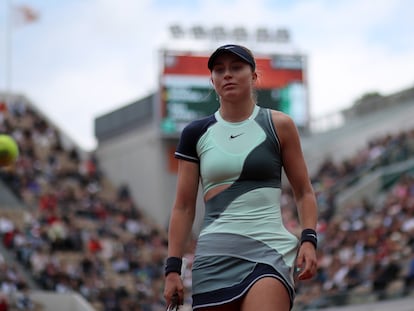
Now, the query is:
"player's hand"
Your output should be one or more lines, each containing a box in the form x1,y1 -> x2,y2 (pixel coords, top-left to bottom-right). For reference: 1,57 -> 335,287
295,242 -> 317,281
164,272 -> 184,309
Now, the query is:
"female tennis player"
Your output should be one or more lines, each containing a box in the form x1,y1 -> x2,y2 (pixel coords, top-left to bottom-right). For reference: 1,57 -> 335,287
164,44 -> 318,311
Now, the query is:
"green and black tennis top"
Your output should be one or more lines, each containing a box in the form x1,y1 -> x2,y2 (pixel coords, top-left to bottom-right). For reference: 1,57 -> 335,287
175,105 -> 298,301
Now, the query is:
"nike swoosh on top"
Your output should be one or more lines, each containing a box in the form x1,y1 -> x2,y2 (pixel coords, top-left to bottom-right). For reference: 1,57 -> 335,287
230,133 -> 244,139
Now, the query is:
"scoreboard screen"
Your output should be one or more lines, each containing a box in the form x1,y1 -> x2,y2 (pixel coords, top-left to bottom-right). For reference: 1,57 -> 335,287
159,50 -> 309,137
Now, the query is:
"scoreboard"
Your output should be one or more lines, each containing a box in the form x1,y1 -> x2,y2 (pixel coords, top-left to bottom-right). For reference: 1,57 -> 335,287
159,50 -> 309,138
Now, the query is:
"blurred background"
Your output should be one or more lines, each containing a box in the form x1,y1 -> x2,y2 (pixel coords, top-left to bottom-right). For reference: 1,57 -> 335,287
0,0 -> 414,310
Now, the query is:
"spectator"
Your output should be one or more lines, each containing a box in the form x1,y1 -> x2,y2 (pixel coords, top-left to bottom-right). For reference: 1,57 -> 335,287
15,286 -> 34,310
403,253 -> 414,296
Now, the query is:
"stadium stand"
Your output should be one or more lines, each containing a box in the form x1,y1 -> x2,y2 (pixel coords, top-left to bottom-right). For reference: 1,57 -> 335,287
0,86 -> 413,311
0,94 -> 169,310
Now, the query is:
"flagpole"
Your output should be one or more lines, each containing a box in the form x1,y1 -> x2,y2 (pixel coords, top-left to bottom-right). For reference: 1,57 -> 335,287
5,0 -> 13,106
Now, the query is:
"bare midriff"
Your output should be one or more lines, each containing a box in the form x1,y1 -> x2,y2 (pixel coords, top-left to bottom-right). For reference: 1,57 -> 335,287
204,184 -> 232,201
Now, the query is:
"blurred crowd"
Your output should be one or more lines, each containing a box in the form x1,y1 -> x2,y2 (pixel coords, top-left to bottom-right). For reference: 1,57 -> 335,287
0,98 -> 414,311
0,100 -> 169,310
292,128 -> 414,309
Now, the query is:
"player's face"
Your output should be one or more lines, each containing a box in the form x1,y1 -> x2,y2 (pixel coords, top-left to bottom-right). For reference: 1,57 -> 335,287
210,53 -> 256,101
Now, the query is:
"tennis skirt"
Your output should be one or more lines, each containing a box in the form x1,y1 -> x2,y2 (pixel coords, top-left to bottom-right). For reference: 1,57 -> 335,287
192,261 -> 295,310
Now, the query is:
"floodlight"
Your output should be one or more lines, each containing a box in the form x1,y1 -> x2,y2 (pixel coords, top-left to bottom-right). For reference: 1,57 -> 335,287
256,28 -> 270,42
233,27 -> 248,41
275,28 -> 290,42
211,26 -> 227,40
169,24 -> 184,38
190,26 -> 207,39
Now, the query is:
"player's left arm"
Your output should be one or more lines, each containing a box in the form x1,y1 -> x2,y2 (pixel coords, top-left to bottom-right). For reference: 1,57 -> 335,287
272,110 -> 318,280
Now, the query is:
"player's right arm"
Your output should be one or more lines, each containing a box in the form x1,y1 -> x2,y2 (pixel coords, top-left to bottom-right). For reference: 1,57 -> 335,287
164,159 -> 199,306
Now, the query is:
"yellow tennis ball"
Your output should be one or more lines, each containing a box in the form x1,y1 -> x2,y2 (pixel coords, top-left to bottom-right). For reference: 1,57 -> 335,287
0,134 -> 19,167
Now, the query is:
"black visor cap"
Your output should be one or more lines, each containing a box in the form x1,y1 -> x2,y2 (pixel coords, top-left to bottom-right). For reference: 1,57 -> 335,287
208,44 -> 255,71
